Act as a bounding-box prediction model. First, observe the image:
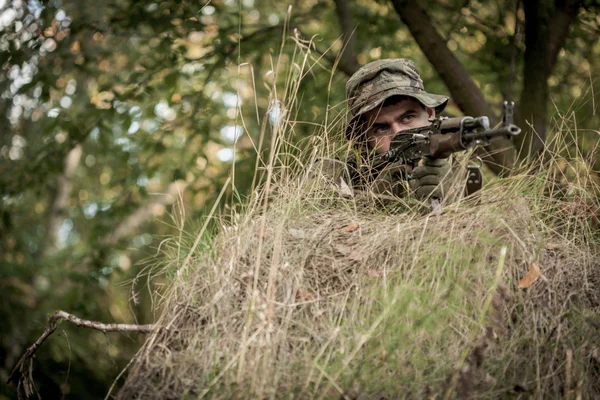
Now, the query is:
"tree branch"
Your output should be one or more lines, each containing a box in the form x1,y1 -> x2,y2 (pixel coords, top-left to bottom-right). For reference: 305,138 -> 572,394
442,0 -> 471,41
291,27 -> 358,77
388,0 -> 516,175
332,0 -> 361,75
546,0 -> 581,74
390,0 -> 490,117
7,310 -> 157,396
100,179 -> 187,246
43,145 -> 83,256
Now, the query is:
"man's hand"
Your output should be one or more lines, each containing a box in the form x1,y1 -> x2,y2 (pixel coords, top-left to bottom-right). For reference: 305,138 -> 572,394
409,157 -> 451,200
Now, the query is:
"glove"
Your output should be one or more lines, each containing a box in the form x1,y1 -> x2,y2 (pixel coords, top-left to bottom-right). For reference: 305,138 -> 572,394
410,157 -> 451,200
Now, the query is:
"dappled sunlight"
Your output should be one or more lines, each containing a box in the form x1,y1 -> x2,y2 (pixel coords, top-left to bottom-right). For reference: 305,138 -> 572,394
1,0 -> 598,398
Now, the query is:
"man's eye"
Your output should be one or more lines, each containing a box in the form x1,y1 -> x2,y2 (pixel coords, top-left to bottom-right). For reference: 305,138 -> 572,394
402,115 -> 415,123
373,126 -> 389,135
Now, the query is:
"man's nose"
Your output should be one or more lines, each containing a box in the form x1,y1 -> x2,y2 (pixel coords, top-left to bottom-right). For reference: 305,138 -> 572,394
391,122 -> 403,135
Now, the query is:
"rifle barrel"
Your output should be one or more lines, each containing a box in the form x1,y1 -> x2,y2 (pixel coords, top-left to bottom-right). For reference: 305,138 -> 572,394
463,124 -> 521,141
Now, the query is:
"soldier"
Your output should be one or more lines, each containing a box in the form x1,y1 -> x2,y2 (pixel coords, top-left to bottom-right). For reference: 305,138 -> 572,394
330,58 -> 454,201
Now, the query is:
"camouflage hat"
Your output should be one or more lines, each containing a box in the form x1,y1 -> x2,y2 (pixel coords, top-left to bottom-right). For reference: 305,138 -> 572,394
346,59 -> 448,137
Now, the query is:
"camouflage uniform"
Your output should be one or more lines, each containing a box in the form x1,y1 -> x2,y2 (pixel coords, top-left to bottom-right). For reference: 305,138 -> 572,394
323,58 -> 452,200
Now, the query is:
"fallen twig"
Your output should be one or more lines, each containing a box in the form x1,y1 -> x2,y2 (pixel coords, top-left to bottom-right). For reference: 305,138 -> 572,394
7,310 -> 157,398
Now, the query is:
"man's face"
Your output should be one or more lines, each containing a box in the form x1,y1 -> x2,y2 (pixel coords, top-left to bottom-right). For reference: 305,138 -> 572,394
362,98 -> 434,154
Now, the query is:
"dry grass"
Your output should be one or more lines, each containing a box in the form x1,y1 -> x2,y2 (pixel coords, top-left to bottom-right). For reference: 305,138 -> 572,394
116,35 -> 600,400
117,173 -> 599,399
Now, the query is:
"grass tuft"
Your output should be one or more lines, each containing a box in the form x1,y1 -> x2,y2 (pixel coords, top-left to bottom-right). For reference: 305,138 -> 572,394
117,36 -> 600,399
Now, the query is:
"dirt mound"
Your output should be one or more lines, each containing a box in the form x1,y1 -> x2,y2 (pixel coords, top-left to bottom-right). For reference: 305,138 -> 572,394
117,167 -> 600,399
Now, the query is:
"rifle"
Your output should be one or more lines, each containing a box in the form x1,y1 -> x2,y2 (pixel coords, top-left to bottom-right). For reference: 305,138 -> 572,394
371,101 -> 522,210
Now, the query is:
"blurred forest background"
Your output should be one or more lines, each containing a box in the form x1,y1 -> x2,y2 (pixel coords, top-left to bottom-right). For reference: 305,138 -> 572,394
1,0 -> 598,398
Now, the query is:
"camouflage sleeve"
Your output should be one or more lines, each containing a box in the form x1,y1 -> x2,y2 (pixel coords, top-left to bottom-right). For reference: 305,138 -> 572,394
311,155 -> 466,205
313,156 -> 412,199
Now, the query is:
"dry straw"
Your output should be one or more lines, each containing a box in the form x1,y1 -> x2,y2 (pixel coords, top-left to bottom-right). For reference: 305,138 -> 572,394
117,33 -> 600,399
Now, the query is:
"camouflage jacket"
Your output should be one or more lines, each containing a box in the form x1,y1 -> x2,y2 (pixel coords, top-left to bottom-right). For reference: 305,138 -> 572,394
317,151 -> 411,199
316,147 -> 463,202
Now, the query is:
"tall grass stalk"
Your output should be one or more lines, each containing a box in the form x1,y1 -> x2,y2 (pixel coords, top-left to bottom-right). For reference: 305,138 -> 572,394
117,31 -> 600,400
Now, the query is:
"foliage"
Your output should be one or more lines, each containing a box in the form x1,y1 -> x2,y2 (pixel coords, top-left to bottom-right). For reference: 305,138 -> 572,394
0,0 -> 598,398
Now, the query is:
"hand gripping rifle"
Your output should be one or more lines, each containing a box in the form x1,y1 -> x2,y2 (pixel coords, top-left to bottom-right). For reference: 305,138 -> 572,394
372,101 -> 522,210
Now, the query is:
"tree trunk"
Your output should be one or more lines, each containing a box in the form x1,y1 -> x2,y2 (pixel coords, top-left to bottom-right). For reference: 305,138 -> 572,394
514,0 -> 552,158
389,0 -> 516,175
333,0 -> 361,75
514,0 -> 580,159
546,0 -> 581,75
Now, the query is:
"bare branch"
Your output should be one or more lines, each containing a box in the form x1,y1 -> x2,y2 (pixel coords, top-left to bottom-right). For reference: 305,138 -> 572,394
292,27 -> 358,77
7,310 -> 157,394
50,310 -> 156,333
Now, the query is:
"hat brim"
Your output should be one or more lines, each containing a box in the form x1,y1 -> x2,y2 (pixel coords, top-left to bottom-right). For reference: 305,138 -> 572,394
347,88 -> 449,139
